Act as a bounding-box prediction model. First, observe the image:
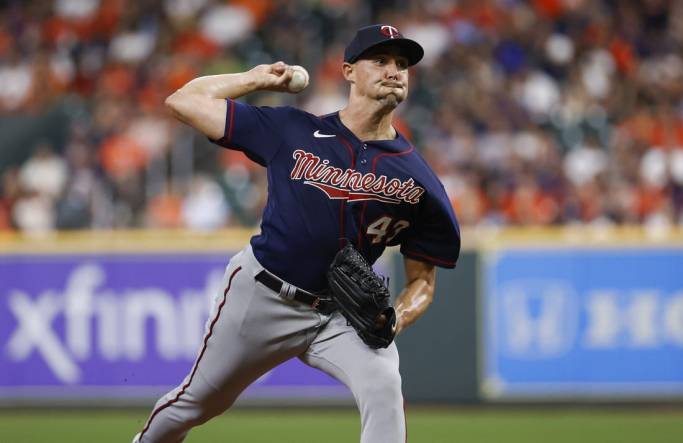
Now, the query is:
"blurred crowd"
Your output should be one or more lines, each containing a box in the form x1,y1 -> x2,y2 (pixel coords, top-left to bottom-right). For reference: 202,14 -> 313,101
2,0 -> 683,233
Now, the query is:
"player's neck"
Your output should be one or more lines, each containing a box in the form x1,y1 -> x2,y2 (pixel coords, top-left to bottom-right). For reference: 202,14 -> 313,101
339,102 -> 396,141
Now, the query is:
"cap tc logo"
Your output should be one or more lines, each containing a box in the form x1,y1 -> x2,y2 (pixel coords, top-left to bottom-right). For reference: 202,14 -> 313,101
380,25 -> 401,39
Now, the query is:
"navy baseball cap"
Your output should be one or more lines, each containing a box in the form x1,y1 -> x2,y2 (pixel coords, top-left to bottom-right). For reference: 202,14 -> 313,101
344,24 -> 424,66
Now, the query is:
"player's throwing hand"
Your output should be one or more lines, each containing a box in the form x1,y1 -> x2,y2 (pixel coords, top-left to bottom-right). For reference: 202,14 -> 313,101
249,61 -> 297,92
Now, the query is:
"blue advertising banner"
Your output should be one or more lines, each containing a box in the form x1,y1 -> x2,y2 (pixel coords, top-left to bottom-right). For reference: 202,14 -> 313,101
483,248 -> 683,398
0,252 -> 348,403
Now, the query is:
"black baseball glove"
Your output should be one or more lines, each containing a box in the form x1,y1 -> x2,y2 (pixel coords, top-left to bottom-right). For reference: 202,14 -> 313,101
327,242 -> 396,349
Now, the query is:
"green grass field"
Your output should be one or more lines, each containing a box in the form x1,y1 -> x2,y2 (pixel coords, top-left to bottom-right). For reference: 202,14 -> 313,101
1,407 -> 681,443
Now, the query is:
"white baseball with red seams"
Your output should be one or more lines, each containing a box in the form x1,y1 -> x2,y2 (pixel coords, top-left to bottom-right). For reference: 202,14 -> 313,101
288,65 -> 309,92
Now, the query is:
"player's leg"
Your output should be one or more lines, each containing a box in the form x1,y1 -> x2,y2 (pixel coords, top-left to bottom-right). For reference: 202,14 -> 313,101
301,312 -> 405,443
137,247 -> 319,442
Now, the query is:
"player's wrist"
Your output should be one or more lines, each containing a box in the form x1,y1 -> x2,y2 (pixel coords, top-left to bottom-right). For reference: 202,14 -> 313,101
239,71 -> 264,92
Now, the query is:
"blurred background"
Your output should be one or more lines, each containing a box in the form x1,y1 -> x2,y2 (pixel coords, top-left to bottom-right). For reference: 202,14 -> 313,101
1,0 -> 682,442
2,0 -> 683,231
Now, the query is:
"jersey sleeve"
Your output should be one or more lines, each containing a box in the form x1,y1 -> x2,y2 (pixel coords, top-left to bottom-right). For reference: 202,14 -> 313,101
210,99 -> 291,166
400,183 -> 461,268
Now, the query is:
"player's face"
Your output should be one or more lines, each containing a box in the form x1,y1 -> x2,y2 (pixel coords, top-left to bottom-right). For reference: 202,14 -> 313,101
350,47 -> 409,108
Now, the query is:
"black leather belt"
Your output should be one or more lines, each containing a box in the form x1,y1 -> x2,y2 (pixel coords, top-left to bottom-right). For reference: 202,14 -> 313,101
255,270 -> 336,314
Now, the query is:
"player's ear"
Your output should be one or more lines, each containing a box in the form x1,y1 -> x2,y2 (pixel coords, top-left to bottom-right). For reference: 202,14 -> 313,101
342,62 -> 355,83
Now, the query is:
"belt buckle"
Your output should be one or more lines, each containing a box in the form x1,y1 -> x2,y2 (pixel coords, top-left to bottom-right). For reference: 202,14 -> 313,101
280,282 -> 297,301
311,297 -> 320,309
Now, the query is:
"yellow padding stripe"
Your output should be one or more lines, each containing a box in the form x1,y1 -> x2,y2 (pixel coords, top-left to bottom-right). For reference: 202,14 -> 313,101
0,229 -> 256,254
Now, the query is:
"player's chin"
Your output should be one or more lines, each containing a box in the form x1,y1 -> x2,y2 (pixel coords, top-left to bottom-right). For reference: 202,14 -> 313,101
379,92 -> 405,109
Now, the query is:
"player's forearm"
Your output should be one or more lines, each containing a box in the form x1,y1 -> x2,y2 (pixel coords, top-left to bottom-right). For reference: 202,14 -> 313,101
163,71 -> 263,139
174,72 -> 261,100
394,277 -> 434,334
164,63 -> 296,139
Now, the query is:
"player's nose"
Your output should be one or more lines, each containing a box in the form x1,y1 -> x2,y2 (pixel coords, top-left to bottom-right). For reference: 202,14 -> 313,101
382,58 -> 405,79
383,62 -> 399,79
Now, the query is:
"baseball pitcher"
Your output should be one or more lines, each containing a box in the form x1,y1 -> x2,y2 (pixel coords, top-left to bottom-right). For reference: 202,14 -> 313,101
134,24 -> 460,443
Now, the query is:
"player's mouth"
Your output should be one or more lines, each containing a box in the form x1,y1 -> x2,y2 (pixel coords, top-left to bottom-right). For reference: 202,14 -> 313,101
381,82 -> 404,88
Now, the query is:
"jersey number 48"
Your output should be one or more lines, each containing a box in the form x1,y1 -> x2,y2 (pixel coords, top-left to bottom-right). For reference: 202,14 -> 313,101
366,216 -> 410,245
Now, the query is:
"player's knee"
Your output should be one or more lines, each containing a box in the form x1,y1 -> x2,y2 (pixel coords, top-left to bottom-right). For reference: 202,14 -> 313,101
171,391 -> 234,428
184,401 -> 229,427
357,367 -> 403,407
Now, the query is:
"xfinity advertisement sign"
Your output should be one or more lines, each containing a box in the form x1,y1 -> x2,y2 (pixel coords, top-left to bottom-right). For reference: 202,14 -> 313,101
483,248 -> 683,398
0,253 -> 346,402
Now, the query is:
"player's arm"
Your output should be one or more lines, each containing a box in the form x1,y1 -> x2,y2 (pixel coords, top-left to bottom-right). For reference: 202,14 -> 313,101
393,257 -> 436,335
164,62 -> 296,139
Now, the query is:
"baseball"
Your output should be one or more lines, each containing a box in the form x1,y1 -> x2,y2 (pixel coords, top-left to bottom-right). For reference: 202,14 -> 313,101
288,65 -> 309,93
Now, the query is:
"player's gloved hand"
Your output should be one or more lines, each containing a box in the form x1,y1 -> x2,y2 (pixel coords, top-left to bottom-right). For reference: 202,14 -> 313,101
327,242 -> 397,349
248,62 -> 295,92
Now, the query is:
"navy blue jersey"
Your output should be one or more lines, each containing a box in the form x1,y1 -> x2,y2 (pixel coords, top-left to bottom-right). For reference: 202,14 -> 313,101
212,99 -> 461,291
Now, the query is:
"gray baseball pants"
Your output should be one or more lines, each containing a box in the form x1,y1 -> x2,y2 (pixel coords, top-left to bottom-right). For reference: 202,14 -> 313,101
136,245 -> 405,443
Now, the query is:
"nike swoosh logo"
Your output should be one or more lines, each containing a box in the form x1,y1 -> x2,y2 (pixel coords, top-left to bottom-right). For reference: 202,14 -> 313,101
313,130 -> 336,138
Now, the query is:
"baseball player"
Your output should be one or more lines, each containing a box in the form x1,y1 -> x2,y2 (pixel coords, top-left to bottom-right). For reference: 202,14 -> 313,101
134,24 -> 460,443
